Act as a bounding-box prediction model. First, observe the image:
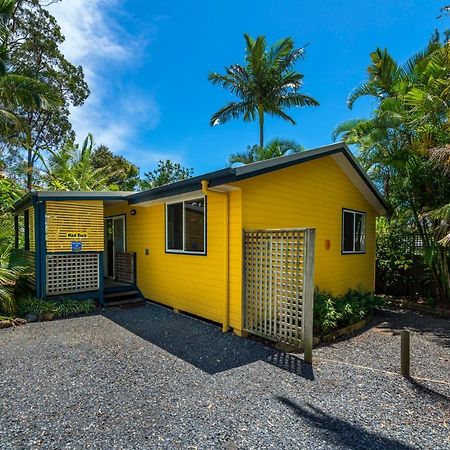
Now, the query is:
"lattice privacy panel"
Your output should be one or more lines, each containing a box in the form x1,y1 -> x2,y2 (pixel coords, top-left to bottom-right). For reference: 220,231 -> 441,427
46,201 -> 104,252
115,251 -> 135,284
46,253 -> 99,295
243,229 -> 312,347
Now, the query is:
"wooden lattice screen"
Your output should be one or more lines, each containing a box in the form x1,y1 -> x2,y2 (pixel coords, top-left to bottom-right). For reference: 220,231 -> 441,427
46,253 -> 100,295
243,228 -> 315,354
46,201 -> 104,252
115,251 -> 135,284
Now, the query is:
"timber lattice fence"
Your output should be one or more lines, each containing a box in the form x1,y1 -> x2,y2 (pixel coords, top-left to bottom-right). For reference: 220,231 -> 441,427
243,228 -> 315,353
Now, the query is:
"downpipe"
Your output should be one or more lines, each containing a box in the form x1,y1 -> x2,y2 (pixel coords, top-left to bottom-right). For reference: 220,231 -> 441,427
201,180 -> 229,332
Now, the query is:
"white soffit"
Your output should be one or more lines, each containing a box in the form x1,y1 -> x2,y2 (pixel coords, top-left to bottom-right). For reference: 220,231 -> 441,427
136,189 -> 204,207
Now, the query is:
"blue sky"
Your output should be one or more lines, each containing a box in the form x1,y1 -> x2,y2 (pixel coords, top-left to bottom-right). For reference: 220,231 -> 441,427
49,0 -> 447,176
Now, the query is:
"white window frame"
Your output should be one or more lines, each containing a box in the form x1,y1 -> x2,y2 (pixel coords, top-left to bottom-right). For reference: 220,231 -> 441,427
342,209 -> 366,254
165,196 -> 206,255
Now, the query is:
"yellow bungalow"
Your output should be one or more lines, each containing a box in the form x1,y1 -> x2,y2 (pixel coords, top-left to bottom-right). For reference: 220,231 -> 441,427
13,143 -> 386,344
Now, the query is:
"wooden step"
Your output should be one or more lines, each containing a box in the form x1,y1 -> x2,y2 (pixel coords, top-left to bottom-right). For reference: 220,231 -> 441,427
104,290 -> 139,299
105,297 -> 145,308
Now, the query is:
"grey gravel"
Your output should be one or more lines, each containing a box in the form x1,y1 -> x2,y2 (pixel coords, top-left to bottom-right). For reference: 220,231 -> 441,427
0,303 -> 449,450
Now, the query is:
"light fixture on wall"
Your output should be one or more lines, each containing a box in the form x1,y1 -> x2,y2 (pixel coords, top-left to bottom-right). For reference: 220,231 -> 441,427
130,209 -> 137,216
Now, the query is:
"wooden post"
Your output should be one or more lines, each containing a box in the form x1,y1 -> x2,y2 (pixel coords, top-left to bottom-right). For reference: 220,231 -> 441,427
401,329 -> 410,378
302,228 -> 315,364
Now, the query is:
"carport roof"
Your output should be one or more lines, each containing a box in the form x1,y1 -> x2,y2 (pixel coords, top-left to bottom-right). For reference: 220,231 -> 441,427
12,190 -> 134,213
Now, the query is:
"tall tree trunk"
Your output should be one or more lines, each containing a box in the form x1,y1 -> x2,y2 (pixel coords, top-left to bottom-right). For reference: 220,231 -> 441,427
258,104 -> 264,148
26,147 -> 32,190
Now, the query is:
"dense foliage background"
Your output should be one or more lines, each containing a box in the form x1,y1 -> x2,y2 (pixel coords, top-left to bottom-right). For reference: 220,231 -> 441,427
0,0 -> 449,317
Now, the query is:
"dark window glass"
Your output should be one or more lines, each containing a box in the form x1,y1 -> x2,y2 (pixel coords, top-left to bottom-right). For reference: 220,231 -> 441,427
167,202 -> 183,250
354,213 -> 365,252
343,211 -> 355,252
184,199 -> 205,252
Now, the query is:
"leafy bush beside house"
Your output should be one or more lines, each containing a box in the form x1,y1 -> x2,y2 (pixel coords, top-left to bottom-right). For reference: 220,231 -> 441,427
17,297 -> 96,319
313,289 -> 384,336
375,217 -> 433,297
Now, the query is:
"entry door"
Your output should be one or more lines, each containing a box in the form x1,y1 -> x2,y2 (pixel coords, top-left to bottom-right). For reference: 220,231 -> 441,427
104,216 -> 126,278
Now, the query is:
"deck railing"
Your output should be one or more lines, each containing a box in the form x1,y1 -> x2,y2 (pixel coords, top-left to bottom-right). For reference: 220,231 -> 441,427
46,253 -> 100,296
115,251 -> 136,285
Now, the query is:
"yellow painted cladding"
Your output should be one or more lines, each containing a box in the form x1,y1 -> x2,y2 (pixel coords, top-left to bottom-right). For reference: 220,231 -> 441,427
104,189 -> 243,329
28,207 -> 35,251
234,156 -> 376,295
104,154 -> 379,332
46,200 -> 104,252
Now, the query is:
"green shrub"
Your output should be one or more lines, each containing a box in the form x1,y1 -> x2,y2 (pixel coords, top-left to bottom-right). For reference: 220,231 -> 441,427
17,297 -> 57,316
54,299 -> 96,317
17,297 -> 96,318
313,288 -> 384,336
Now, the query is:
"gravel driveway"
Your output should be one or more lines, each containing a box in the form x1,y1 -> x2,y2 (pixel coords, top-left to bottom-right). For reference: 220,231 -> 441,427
0,303 -> 449,450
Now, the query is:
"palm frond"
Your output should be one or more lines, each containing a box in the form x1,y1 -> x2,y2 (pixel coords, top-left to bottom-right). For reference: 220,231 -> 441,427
210,101 -> 255,126
430,145 -> 450,174
0,73 -> 61,110
347,83 -> 382,109
277,92 -> 319,108
332,118 -> 368,142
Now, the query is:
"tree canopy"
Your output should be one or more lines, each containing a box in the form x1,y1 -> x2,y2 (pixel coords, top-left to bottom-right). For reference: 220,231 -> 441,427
140,160 -> 194,190
228,138 -> 304,165
1,0 -> 89,189
334,33 -> 450,301
91,145 -> 139,191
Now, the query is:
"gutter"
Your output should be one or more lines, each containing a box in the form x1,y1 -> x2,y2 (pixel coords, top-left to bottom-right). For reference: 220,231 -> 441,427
201,179 -> 229,333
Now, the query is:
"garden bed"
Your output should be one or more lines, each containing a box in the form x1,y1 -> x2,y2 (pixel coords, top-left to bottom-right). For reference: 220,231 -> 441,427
313,288 -> 384,339
0,297 -> 97,329
317,315 -> 372,343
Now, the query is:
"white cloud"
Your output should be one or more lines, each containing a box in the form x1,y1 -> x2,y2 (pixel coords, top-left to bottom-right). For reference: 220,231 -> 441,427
48,0 -> 130,64
47,0 -> 164,166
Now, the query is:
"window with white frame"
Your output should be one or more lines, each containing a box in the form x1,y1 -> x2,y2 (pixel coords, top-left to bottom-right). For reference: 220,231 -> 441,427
166,198 -> 206,254
342,209 -> 366,254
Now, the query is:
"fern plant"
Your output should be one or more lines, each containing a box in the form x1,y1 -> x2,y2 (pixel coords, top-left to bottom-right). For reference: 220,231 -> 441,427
0,245 -> 28,316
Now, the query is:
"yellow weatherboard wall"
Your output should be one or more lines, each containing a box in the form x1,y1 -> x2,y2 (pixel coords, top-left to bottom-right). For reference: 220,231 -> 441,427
234,155 -> 376,295
46,200 -> 104,252
28,207 -> 35,251
104,155 -> 377,331
104,189 -> 243,329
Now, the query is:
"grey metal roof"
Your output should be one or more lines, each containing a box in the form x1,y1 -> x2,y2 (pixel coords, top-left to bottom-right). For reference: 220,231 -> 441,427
12,143 -> 387,214
12,190 -> 134,213
129,142 -> 388,212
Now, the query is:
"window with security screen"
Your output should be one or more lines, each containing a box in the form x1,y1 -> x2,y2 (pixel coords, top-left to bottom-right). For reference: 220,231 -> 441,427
166,197 -> 206,254
342,209 -> 366,254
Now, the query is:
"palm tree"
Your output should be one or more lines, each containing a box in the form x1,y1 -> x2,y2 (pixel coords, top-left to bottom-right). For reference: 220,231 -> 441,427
0,0 -> 60,134
42,134 -> 122,191
209,34 -> 318,147
428,145 -> 450,247
229,138 -> 304,165
333,35 -> 450,302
